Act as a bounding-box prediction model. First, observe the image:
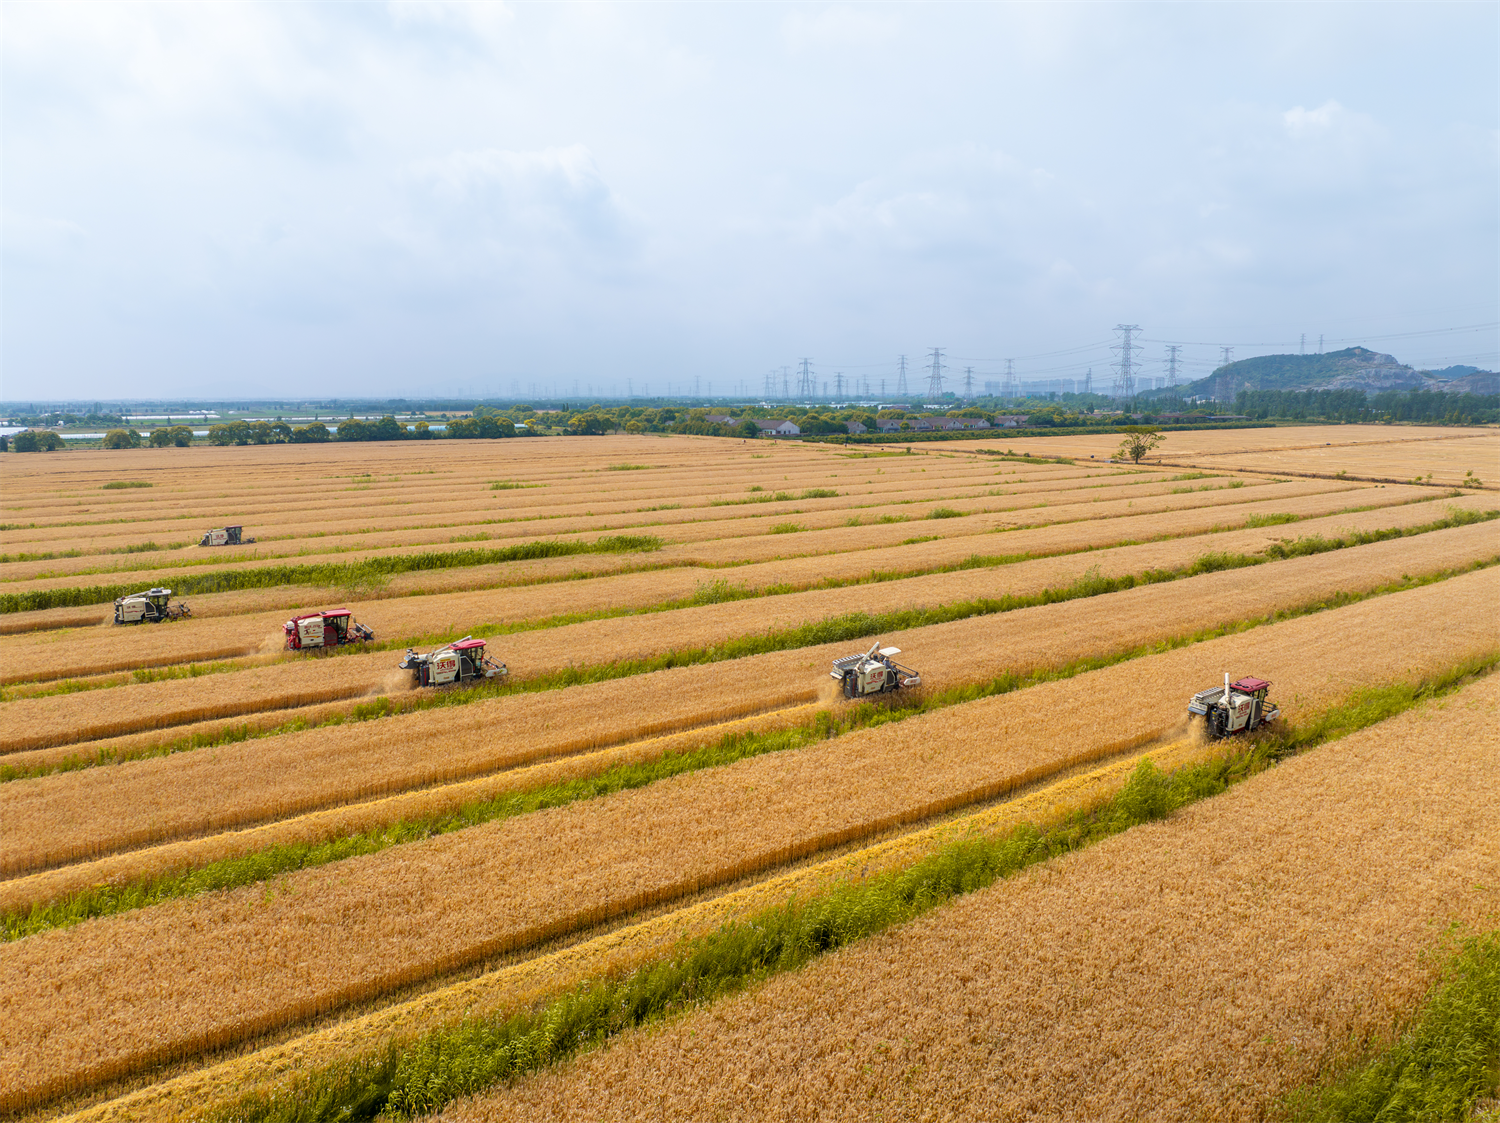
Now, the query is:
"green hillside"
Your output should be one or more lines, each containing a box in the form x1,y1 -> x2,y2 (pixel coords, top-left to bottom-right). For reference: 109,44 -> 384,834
1162,347 -> 1409,400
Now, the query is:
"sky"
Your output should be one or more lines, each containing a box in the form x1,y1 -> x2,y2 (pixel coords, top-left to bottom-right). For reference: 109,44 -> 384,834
3,1 -> 1497,401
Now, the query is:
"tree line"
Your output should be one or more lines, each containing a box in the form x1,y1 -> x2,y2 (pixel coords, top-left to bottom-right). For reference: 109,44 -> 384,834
1236,387 -> 1498,424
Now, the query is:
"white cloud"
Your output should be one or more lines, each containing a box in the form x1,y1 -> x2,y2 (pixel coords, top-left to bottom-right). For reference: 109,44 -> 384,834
410,145 -> 633,246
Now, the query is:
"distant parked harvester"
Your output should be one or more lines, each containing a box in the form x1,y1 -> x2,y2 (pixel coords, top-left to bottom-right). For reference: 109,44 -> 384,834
1188,674 -> 1280,738
399,637 -> 508,687
199,525 -> 254,547
830,641 -> 922,699
113,588 -> 191,625
284,610 -> 374,651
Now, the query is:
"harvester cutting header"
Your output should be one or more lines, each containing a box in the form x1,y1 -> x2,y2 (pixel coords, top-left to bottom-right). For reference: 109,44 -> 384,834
1188,674 -> 1280,738
400,637 -> 508,687
284,610 -> 373,650
830,642 -> 921,699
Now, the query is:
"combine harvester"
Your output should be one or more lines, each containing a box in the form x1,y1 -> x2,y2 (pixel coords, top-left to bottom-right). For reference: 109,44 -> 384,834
830,641 -> 922,699
113,588 -> 191,625
199,525 -> 254,547
399,637 -> 508,688
1188,674 -> 1280,738
283,610 -> 374,651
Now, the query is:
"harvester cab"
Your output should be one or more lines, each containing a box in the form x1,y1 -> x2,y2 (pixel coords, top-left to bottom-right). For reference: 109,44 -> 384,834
200,525 -> 254,547
399,637 -> 508,688
1188,673 -> 1280,738
113,587 -> 191,625
283,609 -> 375,651
830,641 -> 921,699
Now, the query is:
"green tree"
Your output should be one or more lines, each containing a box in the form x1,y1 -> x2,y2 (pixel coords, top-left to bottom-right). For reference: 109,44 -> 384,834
292,422 -> 330,443
371,416 -> 405,441
337,419 -> 372,442
1116,426 -> 1164,464
269,422 -> 293,443
148,428 -> 174,448
102,429 -> 142,449
738,419 -> 761,439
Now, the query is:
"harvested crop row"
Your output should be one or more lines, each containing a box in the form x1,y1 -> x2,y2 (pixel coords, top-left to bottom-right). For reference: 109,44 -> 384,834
0,652 -> 392,755
0,466 -> 1146,578
0,479 -> 1402,633
0,469 -> 1207,595
0,699 -> 833,917
1,571 -> 1492,1111
50,733 -> 1228,1123
469,673 -> 1500,1123
4,452 -> 1028,547
6,527 -> 1493,880
6,493 -> 1489,686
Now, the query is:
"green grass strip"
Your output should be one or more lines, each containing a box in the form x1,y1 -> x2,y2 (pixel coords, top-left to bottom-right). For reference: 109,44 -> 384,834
0,535 -> 663,614
1286,927 -> 1500,1122
202,656 -> 1498,1123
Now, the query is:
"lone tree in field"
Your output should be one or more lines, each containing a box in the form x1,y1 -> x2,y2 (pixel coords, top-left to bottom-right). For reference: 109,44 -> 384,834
1116,426 -> 1163,464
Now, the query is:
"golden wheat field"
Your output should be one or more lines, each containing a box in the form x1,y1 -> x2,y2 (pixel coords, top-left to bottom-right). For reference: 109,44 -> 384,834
1,429 -> 1496,1122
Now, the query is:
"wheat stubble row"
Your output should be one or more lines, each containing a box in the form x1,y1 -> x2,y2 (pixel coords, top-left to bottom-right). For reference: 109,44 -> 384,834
0,468 -> 1311,597
53,735 -> 1228,1123
0,571 -> 1494,1111
460,673 -> 1500,1123
1,461 -> 1100,567
7,524 -> 1493,873
0,477 -> 1402,637
0,477 -> 1431,688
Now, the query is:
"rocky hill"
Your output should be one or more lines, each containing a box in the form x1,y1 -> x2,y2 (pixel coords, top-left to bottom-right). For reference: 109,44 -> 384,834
1162,347 -> 1496,399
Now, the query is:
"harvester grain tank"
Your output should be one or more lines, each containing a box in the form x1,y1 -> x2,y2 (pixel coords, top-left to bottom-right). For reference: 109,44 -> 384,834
399,637 -> 508,687
113,588 -> 191,624
830,641 -> 921,699
1188,673 -> 1280,738
199,525 -> 254,547
283,610 -> 374,650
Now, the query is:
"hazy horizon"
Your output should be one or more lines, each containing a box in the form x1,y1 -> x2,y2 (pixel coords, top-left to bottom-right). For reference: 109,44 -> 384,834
4,2 -> 1496,400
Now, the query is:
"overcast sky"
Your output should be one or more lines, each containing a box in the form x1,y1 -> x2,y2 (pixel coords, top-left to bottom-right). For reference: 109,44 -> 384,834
3,1 -> 1496,401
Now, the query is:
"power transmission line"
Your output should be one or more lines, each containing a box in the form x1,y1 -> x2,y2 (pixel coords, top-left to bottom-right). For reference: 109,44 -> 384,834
797,359 -> 814,399
896,355 -> 909,397
1112,325 -> 1140,400
963,366 -> 974,398
1165,344 -> 1181,387
926,348 -> 945,400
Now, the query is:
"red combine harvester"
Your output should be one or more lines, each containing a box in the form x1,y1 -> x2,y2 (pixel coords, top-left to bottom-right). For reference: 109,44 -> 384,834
399,637 -> 508,687
283,610 -> 374,650
1187,673 -> 1280,738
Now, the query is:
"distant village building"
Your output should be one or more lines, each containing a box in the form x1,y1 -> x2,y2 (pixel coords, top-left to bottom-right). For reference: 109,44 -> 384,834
755,419 -> 801,437
704,414 -> 736,426
993,415 -> 1031,428
844,420 -> 867,434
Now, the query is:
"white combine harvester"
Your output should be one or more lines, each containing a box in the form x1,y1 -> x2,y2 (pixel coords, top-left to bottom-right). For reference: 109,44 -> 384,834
283,609 -> 374,650
830,641 -> 921,699
113,587 -> 191,625
199,525 -> 254,547
399,637 -> 508,687
1188,673 -> 1280,738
